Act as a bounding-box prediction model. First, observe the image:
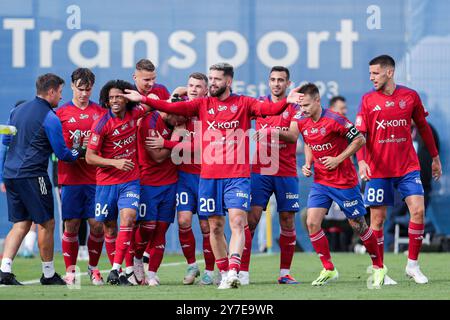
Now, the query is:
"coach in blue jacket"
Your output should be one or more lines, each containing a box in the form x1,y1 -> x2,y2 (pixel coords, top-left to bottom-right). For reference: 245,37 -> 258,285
0,73 -> 82,286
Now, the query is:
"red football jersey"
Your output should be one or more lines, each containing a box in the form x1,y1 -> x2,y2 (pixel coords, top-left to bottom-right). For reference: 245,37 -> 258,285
295,108 -> 359,188
251,95 -> 299,177
356,85 -> 436,178
87,105 -> 147,185
137,111 -> 178,186
177,117 -> 201,175
56,101 -> 105,185
141,94 -> 290,179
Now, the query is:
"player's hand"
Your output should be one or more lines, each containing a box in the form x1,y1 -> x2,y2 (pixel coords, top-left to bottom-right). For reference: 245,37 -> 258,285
358,160 -> 371,181
121,89 -> 143,102
114,159 -> 135,171
287,86 -> 305,104
148,93 -> 160,100
145,132 -> 165,149
1,183 -> 6,193
321,156 -> 341,170
302,164 -> 312,177
431,156 -> 442,181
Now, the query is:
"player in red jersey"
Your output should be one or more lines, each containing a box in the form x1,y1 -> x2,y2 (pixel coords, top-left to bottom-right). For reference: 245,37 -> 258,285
133,58 -> 170,100
147,72 -> 218,285
86,80 -> 151,285
241,66 -> 300,285
122,59 -> 172,284
56,68 -> 106,285
122,62 -> 303,289
356,55 -> 442,284
272,83 -> 386,287
131,105 -> 186,286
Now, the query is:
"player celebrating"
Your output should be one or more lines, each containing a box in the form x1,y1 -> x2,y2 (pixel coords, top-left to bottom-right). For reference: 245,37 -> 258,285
132,103 -> 186,286
275,83 -> 386,288
56,68 -> 106,285
146,72 -> 217,285
356,55 -> 442,284
243,66 -> 300,285
122,62 -> 303,289
123,58 -> 171,284
86,80 -> 150,285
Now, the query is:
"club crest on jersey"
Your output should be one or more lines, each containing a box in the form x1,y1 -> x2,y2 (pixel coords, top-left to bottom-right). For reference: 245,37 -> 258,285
399,100 -> 406,109
320,127 -> 327,136
282,110 -> 289,119
79,114 -> 89,119
230,105 -> 238,113
91,134 -> 99,146
385,101 -> 395,107
218,105 -> 227,112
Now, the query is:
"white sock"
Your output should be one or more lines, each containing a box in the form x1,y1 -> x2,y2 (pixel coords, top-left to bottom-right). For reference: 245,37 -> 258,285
148,271 -> 156,279
125,266 -> 134,274
88,265 -> 98,271
23,231 -> 37,252
280,269 -> 290,277
112,263 -> 121,271
42,261 -> 55,278
143,252 -> 150,259
407,258 -> 418,268
188,262 -> 198,268
1,258 -> 13,273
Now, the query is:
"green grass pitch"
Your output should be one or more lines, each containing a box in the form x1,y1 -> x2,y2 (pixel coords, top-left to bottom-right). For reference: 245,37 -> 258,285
1,253 -> 449,300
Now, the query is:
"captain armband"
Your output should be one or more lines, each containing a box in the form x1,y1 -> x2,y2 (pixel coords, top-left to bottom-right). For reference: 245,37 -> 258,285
345,125 -> 361,142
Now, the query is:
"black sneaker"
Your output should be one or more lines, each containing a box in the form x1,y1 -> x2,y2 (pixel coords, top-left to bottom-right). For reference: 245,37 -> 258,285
0,271 -> 23,285
107,269 -> 120,285
40,273 -> 66,285
119,273 -> 134,286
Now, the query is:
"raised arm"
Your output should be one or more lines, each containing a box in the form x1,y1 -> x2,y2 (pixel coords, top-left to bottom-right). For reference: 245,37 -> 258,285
121,89 -> 200,117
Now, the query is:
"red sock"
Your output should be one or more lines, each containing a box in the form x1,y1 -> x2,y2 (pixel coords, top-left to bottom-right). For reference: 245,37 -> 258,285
229,253 -> 241,272
104,234 -> 117,266
179,226 -> 196,264
202,232 -> 215,271
408,221 -> 424,261
62,232 -> 79,271
360,228 -> 383,268
134,221 -> 156,259
372,229 -> 384,264
113,226 -> 133,266
87,231 -> 104,268
279,227 -> 296,270
124,225 -> 137,268
309,229 -> 334,270
148,221 -> 170,272
216,257 -> 229,273
239,225 -> 252,272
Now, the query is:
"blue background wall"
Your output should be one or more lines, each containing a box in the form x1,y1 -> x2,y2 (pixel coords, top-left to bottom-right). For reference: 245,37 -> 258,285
0,0 -> 449,252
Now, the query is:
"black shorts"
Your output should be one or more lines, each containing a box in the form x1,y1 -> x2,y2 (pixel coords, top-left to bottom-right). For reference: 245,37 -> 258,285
4,176 -> 54,224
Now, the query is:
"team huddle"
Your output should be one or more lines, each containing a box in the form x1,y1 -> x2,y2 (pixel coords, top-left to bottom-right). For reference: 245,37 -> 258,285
0,55 -> 442,290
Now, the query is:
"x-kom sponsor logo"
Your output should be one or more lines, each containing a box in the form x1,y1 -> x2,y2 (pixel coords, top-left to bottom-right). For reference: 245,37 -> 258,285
207,120 -> 240,130
69,130 -> 90,140
113,133 -> 136,149
376,119 -> 407,130
309,143 -> 332,151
